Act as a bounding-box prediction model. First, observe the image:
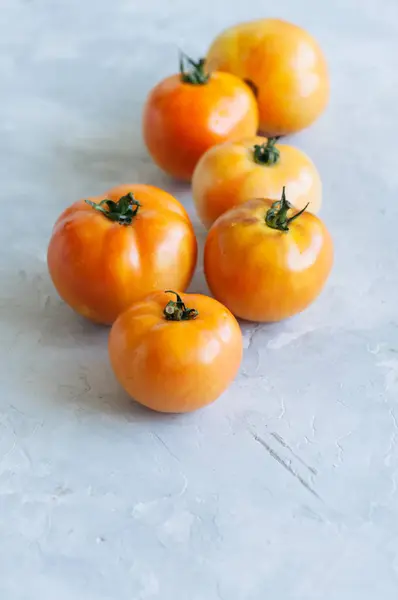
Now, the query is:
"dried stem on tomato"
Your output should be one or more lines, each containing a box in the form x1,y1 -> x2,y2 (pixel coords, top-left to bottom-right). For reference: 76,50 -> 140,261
265,187 -> 309,232
243,79 -> 258,97
163,291 -> 199,321
179,52 -> 210,85
253,137 -> 280,166
85,192 -> 140,225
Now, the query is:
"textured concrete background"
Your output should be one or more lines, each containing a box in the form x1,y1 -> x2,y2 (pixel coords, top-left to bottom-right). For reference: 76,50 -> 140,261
1,0 -> 398,598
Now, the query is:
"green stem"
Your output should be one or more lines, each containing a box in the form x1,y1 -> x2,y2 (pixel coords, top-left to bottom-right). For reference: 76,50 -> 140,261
265,187 -> 309,232
253,138 -> 280,166
85,192 -> 140,225
163,291 -> 198,321
179,52 -> 210,85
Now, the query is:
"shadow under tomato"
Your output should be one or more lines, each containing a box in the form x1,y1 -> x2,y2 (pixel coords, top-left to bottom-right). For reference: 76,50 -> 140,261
2,264 -> 211,423
1,266 -> 138,419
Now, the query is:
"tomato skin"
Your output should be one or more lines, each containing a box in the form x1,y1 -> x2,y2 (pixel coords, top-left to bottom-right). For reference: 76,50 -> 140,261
142,71 -> 259,181
204,198 -> 333,322
206,19 -> 329,136
192,135 -> 321,228
108,291 -> 243,413
47,185 -> 197,325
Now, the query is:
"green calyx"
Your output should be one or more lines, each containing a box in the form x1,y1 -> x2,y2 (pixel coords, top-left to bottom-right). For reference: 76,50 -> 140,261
265,187 -> 309,232
179,52 -> 210,85
85,192 -> 140,225
163,291 -> 199,321
253,138 -> 280,166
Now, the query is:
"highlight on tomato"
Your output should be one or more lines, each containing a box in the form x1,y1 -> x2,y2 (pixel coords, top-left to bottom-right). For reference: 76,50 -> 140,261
142,52 -> 259,181
206,18 -> 330,136
204,187 -> 333,323
192,135 -> 321,228
47,184 -> 197,325
108,290 -> 243,413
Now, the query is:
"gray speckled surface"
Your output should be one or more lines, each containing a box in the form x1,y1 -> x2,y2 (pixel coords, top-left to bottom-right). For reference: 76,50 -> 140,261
1,0 -> 398,598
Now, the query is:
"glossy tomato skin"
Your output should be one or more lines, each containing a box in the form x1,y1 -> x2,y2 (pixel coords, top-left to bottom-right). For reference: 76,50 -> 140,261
192,135 -> 321,228
143,72 -> 258,181
108,291 -> 243,413
206,19 -> 329,136
204,199 -> 333,322
47,185 -> 197,325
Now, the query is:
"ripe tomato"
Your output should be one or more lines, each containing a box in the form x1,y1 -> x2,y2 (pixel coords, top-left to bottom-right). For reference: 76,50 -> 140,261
108,290 -> 243,413
47,185 -> 197,325
142,53 -> 259,181
206,19 -> 329,136
204,188 -> 333,322
192,135 -> 321,228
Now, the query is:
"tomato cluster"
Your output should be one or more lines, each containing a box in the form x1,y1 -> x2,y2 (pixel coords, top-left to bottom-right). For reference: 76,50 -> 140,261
48,18 -> 333,413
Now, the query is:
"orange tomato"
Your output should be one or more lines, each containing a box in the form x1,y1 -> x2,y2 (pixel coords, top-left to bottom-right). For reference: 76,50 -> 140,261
47,185 -> 197,325
108,290 -> 243,413
204,188 -> 333,322
192,135 -> 321,228
142,53 -> 259,181
206,19 -> 329,136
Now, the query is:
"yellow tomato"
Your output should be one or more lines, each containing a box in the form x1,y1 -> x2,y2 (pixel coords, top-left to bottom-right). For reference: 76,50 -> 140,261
192,136 -> 321,228
143,54 -> 258,181
109,291 -> 243,413
207,18 -> 330,136
204,188 -> 333,322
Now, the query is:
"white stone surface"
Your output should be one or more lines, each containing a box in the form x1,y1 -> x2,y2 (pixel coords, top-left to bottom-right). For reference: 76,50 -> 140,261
1,0 -> 398,598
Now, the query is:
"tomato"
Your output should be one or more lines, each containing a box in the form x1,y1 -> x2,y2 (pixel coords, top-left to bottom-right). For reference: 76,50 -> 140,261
206,19 -> 329,136
47,185 -> 197,325
204,188 -> 333,322
108,290 -> 243,413
192,135 -> 321,228
142,53 -> 259,181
